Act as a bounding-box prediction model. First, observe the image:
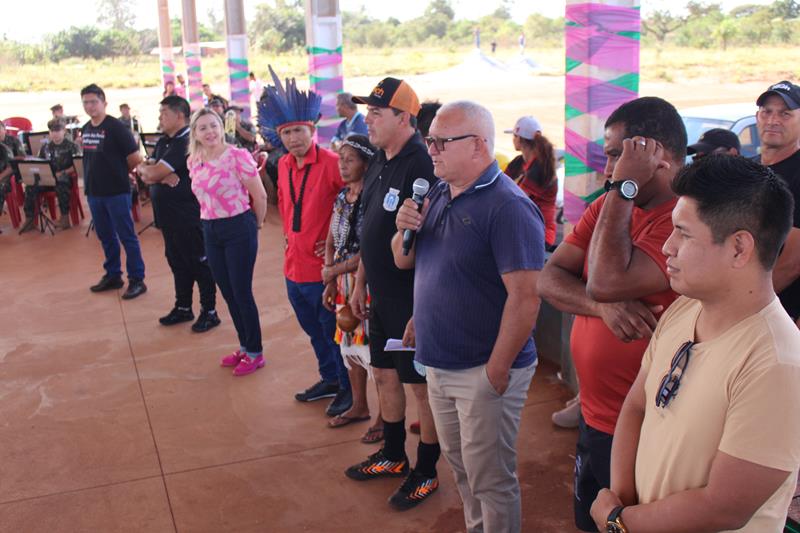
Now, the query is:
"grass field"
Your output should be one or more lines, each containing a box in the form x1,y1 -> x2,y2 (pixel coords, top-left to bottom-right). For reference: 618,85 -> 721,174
2,45 -> 799,93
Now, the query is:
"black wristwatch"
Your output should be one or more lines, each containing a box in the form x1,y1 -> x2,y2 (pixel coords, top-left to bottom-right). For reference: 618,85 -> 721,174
606,506 -> 628,533
604,179 -> 638,200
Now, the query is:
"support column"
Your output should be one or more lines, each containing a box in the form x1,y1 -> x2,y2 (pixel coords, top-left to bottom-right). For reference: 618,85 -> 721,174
181,0 -> 204,112
224,0 -> 251,120
563,0 -> 641,225
157,0 -> 175,88
305,0 -> 343,147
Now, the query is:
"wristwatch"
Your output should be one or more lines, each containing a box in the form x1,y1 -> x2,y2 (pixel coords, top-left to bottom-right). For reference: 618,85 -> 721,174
606,506 -> 628,533
604,179 -> 638,200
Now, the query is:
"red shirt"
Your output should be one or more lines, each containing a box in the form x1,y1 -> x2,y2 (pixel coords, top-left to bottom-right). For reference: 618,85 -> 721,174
505,156 -> 557,246
564,194 -> 678,435
277,143 -> 343,283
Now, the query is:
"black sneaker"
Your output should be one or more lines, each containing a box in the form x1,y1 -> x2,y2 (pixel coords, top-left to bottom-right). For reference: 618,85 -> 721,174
191,309 -> 221,333
295,380 -> 339,402
90,275 -> 125,292
325,388 -> 353,417
388,469 -> 439,511
121,279 -> 147,300
345,449 -> 409,481
159,307 -> 194,326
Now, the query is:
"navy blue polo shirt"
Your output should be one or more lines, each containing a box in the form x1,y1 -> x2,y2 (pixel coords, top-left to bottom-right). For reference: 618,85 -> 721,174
413,161 -> 545,370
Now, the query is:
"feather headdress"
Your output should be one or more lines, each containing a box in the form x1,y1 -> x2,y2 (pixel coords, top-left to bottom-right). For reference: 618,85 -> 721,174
257,65 -> 322,150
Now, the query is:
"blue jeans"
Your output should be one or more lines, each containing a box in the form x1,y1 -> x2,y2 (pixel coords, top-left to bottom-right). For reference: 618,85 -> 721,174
202,211 -> 262,355
285,279 -> 349,388
87,193 -> 145,280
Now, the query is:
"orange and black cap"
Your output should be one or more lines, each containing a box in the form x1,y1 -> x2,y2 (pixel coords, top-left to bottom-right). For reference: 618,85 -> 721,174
352,77 -> 421,117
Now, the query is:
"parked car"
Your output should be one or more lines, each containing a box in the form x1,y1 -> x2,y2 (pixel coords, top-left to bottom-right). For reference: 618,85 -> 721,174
679,103 -> 759,158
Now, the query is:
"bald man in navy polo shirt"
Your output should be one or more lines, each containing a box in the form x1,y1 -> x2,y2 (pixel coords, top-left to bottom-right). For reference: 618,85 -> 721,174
394,101 -> 545,533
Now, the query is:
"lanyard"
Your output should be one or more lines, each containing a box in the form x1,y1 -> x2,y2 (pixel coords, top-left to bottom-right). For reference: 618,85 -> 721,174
289,164 -> 312,232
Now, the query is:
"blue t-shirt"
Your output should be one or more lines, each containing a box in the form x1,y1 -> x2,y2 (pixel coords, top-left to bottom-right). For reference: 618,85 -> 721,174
333,112 -> 368,143
413,161 -> 545,370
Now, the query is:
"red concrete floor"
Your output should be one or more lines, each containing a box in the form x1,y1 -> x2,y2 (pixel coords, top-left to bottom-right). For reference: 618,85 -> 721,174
0,200 -> 579,533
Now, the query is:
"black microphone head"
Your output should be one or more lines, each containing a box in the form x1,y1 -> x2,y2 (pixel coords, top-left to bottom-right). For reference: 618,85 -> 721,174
412,178 -> 430,197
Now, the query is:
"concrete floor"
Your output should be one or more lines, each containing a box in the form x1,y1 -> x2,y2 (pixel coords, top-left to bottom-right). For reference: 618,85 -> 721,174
0,200 -> 579,533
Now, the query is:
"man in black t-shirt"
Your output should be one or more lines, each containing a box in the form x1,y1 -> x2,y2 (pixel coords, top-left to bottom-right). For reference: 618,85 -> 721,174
81,83 -> 147,300
753,81 -> 800,323
344,77 -> 441,511
137,96 -> 219,332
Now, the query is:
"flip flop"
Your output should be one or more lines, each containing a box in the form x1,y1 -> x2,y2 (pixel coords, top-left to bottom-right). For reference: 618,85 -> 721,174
361,425 -> 384,444
328,414 -> 371,429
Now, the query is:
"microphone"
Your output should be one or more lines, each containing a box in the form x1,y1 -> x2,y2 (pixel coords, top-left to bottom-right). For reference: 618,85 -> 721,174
402,178 -> 430,256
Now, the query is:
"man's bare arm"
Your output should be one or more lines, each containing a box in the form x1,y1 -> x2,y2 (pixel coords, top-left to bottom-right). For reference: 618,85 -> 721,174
773,228 -> 800,293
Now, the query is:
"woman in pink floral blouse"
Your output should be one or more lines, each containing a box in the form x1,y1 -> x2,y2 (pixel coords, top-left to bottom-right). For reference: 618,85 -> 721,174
188,108 -> 268,376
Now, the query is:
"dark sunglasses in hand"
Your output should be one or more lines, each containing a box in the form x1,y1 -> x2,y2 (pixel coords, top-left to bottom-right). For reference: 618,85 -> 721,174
655,341 -> 695,409
424,134 -> 480,151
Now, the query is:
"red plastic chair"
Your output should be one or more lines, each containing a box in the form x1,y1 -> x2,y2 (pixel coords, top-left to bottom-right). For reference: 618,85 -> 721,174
33,191 -> 57,228
3,175 -> 22,228
3,117 -> 33,135
68,172 -> 84,226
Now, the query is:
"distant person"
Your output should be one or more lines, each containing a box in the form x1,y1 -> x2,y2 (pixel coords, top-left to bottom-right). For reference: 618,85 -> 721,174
202,84 -> 227,108
0,135 -> 14,232
504,116 -> 559,250
753,81 -> 800,325
227,105 -> 257,153
188,108 -> 267,375
175,74 -> 187,99
491,40 -> 497,54
590,156 -> 800,533
80,83 -> 147,300
249,72 -> 263,100
330,93 -> 368,149
163,80 -> 177,98
687,127 -> 740,160
118,104 -> 142,143
538,97 -> 686,532
519,33 -> 526,54
416,100 -> 442,138
0,122 -> 24,158
50,104 -> 78,125
208,98 -> 226,120
136,96 -> 219,334
19,119 -> 80,233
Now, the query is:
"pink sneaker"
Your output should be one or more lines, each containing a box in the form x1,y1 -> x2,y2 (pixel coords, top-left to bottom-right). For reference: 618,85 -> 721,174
232,354 -> 265,376
220,350 -> 245,367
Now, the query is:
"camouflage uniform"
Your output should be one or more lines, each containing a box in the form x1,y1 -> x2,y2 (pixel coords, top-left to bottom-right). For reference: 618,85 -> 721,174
0,145 -> 12,213
1,134 -> 24,158
23,138 -> 80,217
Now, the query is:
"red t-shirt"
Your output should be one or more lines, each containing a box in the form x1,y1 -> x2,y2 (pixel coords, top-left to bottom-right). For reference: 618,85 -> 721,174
505,156 -> 557,246
564,194 -> 678,435
277,143 -> 343,283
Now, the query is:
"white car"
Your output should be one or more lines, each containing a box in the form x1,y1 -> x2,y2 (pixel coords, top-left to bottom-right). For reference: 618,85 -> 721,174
679,103 -> 759,158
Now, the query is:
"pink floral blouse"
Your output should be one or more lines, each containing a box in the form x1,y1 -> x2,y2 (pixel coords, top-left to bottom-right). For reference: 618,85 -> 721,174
189,146 -> 258,220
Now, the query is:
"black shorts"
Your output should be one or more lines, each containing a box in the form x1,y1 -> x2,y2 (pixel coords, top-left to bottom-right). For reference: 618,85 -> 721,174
574,415 -> 613,532
368,296 -> 426,384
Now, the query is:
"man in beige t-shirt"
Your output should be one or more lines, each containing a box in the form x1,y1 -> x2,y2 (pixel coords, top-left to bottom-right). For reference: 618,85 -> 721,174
590,154 -> 800,532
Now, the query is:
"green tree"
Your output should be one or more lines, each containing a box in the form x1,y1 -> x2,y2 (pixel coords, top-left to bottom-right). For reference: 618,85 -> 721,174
96,0 -> 136,31
712,18 -> 737,50
425,0 -> 455,20
771,0 -> 800,19
642,10 -> 685,47
249,0 -> 305,52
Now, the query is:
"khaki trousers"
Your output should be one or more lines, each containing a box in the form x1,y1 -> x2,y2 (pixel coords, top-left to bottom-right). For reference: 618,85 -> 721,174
427,363 -> 536,533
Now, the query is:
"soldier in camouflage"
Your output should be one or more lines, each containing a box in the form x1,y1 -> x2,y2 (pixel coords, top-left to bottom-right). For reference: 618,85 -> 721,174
0,122 -> 24,158
19,119 -> 81,232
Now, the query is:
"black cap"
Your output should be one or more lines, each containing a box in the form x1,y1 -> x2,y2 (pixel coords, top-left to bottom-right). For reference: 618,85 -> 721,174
209,97 -> 225,107
756,81 -> 800,110
687,128 -> 741,155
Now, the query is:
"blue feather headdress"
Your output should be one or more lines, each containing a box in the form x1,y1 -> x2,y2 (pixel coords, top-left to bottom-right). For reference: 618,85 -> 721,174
257,65 -> 322,150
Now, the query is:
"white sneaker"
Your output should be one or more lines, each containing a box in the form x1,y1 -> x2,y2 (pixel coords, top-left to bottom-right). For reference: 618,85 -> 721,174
552,395 -> 581,428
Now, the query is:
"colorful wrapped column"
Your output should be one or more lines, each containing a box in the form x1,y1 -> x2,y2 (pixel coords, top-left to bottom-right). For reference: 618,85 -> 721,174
224,0 -> 251,119
181,0 -> 204,112
157,0 -> 175,88
305,0 -> 343,147
564,0 -> 640,225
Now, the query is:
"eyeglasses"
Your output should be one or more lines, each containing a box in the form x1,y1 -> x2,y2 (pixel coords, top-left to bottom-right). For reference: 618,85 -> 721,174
655,341 -> 694,409
424,134 -> 479,152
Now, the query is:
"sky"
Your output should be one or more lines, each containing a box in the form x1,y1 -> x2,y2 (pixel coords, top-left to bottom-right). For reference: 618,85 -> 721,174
3,0 -> 777,44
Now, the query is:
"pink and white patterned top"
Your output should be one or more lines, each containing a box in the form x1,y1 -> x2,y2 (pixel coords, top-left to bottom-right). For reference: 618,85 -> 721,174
189,146 -> 258,220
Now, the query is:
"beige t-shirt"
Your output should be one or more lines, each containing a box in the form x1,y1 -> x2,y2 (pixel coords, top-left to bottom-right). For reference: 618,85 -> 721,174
635,296 -> 800,532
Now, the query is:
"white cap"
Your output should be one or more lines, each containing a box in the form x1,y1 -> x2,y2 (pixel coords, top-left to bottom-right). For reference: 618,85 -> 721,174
504,116 -> 542,140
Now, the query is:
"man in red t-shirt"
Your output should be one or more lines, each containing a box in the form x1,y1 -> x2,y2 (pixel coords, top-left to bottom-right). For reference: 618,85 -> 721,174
277,120 -> 352,417
538,97 -> 687,531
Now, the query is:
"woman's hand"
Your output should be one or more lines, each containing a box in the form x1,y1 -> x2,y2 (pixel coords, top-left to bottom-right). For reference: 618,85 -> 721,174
322,282 -> 337,312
